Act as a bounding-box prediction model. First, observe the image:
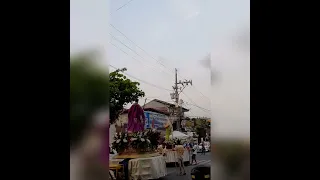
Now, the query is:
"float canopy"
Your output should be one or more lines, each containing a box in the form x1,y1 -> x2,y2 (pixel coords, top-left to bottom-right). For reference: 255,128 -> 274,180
168,131 -> 189,140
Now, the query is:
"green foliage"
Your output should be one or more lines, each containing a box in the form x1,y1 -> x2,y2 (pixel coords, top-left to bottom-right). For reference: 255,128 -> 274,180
109,68 -> 145,124
195,118 -> 210,140
70,54 -> 109,148
185,120 -> 194,128
145,129 -> 161,150
195,118 -> 210,129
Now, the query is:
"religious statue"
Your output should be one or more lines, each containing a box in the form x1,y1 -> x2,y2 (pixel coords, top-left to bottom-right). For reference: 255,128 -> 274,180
163,118 -> 173,141
127,99 -> 145,133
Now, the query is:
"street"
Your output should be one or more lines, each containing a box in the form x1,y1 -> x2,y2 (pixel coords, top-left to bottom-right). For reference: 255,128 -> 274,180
160,152 -> 211,180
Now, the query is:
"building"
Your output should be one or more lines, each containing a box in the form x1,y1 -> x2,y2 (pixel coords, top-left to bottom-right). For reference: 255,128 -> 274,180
143,99 -> 189,130
115,99 -> 189,132
115,107 -> 170,135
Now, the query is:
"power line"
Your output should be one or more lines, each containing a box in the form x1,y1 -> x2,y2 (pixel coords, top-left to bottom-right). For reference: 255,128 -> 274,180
185,102 -> 210,112
184,104 -> 197,117
109,64 -> 172,92
109,37 -> 146,66
109,24 -> 174,74
178,73 -> 210,101
109,33 -> 172,76
113,0 -> 135,13
109,42 -> 171,83
109,42 -> 154,71
182,92 -> 211,113
192,86 -> 210,100
109,24 -> 209,103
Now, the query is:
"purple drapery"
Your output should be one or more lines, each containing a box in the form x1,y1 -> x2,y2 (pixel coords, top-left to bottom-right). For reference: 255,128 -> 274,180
127,103 -> 145,132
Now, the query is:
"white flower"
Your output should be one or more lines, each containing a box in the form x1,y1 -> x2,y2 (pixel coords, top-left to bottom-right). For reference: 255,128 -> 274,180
144,131 -> 148,136
131,138 -> 137,141
141,138 -> 145,142
152,129 -> 156,132
146,139 -> 150,143
123,139 -> 128,143
116,139 -> 121,143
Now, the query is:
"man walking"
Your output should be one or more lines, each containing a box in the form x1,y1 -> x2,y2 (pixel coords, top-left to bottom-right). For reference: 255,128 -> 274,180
191,143 -> 198,165
175,145 -> 186,176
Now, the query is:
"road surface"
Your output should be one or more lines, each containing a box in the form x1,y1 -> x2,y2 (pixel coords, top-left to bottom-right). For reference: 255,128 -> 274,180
160,152 -> 212,180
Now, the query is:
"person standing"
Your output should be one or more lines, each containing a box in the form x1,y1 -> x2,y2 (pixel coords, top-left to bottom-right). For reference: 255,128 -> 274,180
191,144 -> 198,165
201,142 -> 206,155
175,145 -> 186,176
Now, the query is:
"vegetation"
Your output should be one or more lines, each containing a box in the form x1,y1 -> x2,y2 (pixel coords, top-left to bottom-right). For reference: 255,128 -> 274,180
109,68 -> 145,124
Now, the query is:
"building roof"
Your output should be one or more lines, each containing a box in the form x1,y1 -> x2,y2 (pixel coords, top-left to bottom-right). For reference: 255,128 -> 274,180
122,107 -> 170,115
149,99 -> 189,112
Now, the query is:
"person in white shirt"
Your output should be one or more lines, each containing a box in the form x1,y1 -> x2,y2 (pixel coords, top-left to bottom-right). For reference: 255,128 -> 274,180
191,144 -> 198,165
175,145 -> 186,176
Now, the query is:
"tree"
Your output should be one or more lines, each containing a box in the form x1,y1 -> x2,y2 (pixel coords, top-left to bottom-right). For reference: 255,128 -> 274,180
195,118 -> 210,129
185,120 -> 194,128
195,118 -> 210,143
109,68 -> 145,124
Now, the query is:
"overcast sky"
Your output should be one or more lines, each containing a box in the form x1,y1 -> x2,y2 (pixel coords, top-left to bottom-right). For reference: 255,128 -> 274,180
70,0 -> 250,138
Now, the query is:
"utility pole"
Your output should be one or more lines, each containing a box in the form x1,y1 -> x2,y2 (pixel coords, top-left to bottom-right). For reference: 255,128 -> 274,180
170,68 -> 192,130
143,98 -> 147,109
175,68 -> 179,105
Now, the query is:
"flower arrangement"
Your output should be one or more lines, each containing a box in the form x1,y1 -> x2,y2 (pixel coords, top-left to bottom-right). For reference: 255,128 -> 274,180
112,132 -> 129,153
172,138 -> 183,145
162,139 -> 174,149
112,129 -> 161,154
145,129 -> 161,150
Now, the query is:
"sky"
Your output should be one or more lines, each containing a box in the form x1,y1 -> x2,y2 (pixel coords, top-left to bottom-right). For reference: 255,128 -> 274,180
70,0 -> 250,138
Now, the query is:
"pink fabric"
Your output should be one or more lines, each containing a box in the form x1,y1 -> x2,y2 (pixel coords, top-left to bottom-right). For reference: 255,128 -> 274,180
127,103 -> 145,132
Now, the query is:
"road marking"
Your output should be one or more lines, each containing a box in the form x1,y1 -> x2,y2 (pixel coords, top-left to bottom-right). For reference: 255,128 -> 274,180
167,160 -> 211,175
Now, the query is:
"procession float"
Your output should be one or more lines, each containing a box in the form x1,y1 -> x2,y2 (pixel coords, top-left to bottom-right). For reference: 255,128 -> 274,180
111,101 -> 161,159
110,101 -> 167,180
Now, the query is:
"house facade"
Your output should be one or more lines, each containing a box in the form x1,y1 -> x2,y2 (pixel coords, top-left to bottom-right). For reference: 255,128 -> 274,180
143,99 -> 189,130
115,106 -> 170,135
115,99 -> 189,132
